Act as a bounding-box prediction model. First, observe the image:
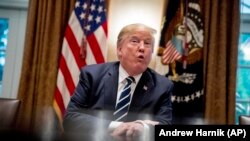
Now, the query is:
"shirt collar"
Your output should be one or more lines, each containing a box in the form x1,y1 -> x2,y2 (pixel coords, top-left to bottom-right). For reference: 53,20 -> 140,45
119,64 -> 142,84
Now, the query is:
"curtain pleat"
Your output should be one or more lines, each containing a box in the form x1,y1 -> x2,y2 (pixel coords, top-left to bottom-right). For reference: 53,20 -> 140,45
16,0 -> 75,133
201,0 -> 240,124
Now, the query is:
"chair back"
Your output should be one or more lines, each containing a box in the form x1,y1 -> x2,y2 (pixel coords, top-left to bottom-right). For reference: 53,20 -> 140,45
0,98 -> 21,128
239,115 -> 250,125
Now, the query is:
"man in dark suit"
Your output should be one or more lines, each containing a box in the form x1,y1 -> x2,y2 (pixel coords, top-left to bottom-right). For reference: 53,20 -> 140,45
63,23 -> 173,140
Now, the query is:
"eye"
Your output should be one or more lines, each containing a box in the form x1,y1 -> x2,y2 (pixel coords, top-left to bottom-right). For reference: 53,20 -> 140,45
144,40 -> 152,47
131,39 -> 139,43
129,38 -> 140,45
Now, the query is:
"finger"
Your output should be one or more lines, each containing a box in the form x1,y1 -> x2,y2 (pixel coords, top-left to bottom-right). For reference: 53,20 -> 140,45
126,129 -> 134,137
112,126 -> 127,136
144,120 -> 159,125
131,125 -> 143,137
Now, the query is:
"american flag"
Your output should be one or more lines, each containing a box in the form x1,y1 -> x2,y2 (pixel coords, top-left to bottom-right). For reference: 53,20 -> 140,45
53,0 -> 107,126
161,40 -> 182,64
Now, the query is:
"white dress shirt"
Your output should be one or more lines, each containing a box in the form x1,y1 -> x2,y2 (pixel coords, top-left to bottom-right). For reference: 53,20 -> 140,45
115,64 -> 142,106
108,64 -> 150,134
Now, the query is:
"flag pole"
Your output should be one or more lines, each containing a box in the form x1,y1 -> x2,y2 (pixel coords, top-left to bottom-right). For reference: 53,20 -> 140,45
182,0 -> 188,69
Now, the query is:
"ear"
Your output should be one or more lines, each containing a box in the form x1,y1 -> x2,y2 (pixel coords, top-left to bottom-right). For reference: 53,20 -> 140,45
117,46 -> 122,58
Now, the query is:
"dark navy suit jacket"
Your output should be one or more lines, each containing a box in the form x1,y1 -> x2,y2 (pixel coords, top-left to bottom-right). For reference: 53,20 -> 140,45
63,61 -> 173,133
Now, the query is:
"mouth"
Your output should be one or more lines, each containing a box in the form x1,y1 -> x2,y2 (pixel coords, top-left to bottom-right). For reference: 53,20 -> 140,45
137,55 -> 144,61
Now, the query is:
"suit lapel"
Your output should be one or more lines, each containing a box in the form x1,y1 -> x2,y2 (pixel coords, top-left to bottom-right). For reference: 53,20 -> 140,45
103,62 -> 119,111
130,69 -> 154,112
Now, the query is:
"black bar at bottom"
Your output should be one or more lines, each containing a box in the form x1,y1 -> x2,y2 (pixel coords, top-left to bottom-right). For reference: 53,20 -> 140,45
155,125 -> 250,141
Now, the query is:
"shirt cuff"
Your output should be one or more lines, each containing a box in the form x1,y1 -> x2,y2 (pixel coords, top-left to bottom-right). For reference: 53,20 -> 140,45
108,121 -> 123,133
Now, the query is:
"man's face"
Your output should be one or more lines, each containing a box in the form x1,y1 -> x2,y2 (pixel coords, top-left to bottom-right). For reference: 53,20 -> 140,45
117,30 -> 154,76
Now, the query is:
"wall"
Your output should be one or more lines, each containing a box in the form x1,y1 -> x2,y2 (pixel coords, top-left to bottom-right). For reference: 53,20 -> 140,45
107,0 -> 166,69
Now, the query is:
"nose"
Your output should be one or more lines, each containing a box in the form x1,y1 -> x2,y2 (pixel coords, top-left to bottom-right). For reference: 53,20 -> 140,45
138,41 -> 145,52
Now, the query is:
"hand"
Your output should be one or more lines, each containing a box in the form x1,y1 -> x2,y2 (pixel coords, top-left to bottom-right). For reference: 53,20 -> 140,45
111,121 -> 144,137
143,120 -> 159,126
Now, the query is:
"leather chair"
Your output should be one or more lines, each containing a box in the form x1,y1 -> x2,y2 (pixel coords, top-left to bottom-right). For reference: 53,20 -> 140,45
0,98 -> 21,128
239,115 -> 250,125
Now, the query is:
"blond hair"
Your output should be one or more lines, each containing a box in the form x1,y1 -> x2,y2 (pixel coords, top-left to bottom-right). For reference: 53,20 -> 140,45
117,23 -> 157,46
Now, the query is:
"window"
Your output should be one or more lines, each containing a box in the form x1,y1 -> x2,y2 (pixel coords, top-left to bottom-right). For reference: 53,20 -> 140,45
0,19 -> 8,94
235,0 -> 250,124
0,0 -> 28,98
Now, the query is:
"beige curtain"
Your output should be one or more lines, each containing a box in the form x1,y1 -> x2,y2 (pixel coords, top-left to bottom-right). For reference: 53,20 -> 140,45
201,0 -> 240,124
16,0 -> 75,132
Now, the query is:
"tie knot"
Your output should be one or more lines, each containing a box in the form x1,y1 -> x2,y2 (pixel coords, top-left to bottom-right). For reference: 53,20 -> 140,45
126,76 -> 135,84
